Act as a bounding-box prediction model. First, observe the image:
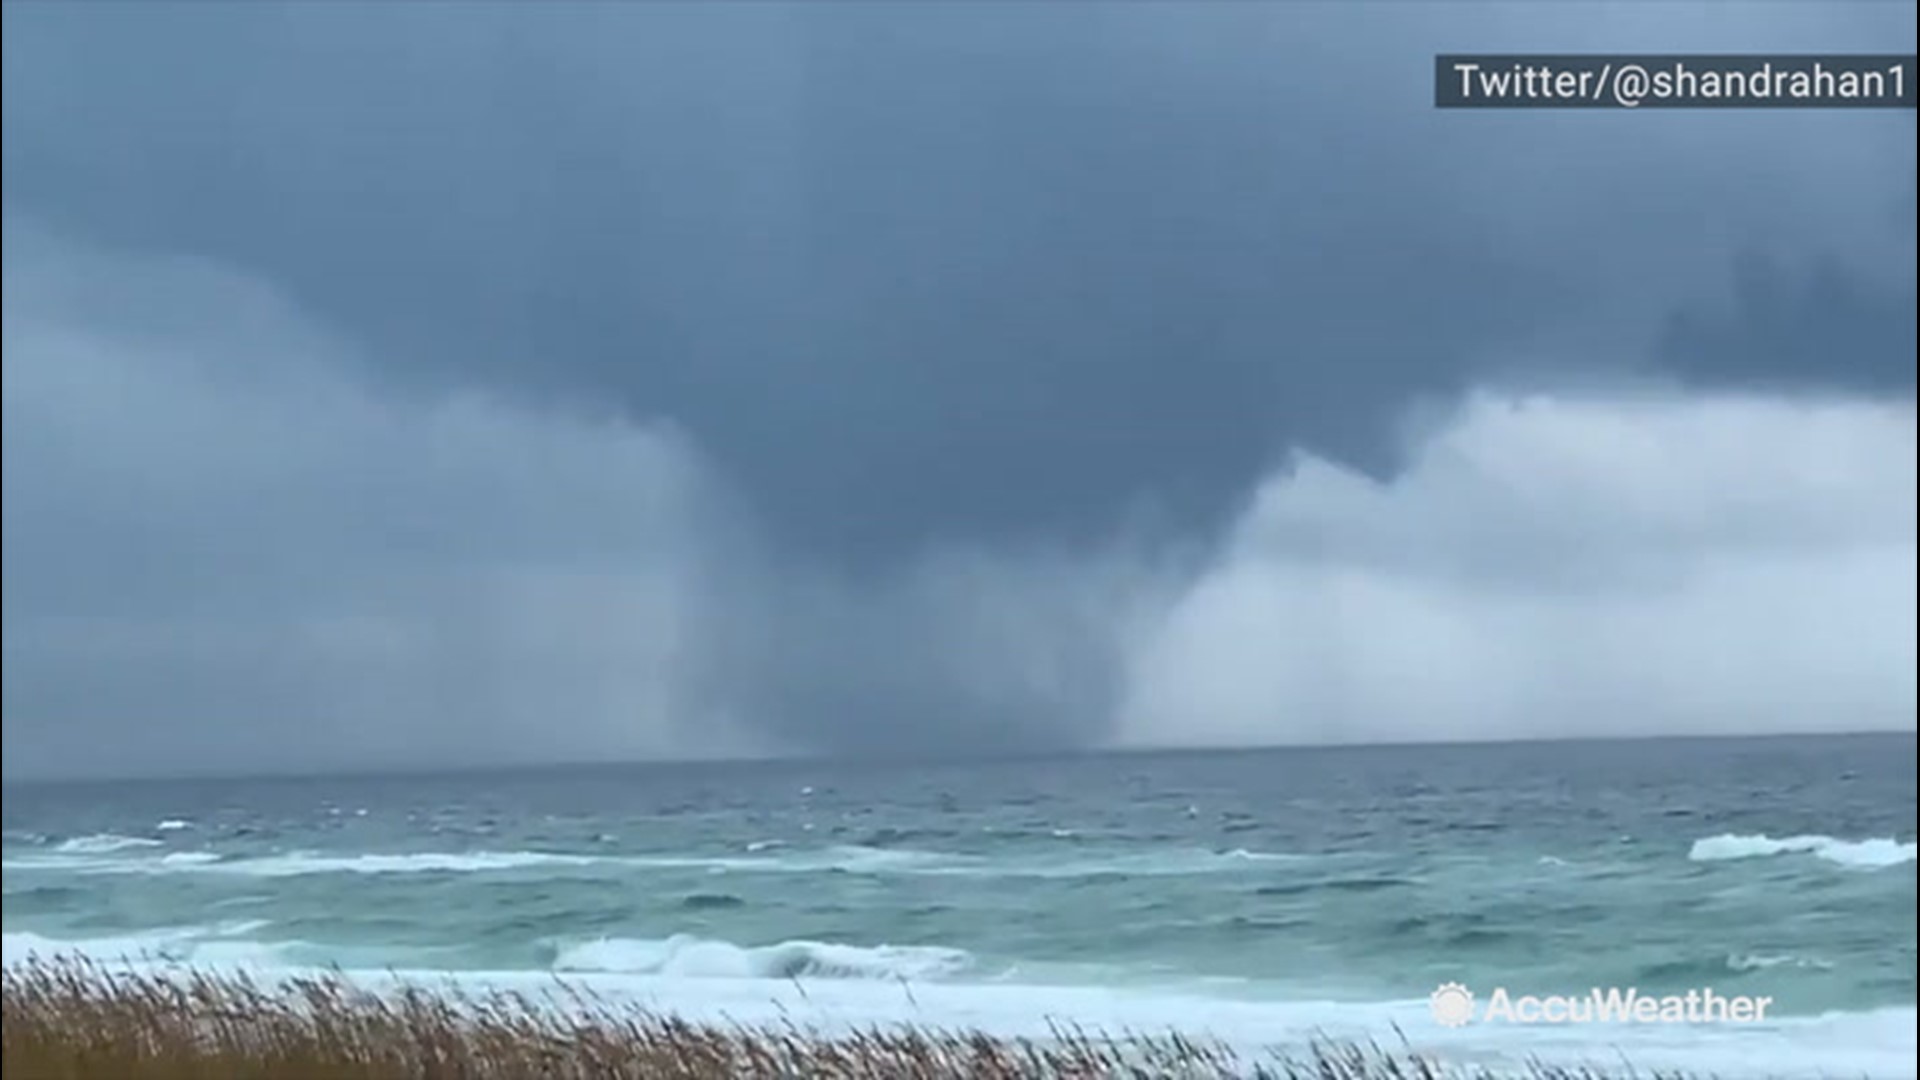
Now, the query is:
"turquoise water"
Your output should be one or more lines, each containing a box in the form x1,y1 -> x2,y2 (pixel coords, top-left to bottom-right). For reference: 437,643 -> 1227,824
4,735 -> 1914,1076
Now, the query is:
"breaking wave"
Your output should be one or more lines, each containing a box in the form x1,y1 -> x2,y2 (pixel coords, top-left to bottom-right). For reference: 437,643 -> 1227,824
551,934 -> 975,982
1688,833 -> 1916,870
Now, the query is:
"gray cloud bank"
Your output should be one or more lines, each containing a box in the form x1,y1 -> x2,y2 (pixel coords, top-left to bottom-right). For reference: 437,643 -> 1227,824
1,2 -> 1915,779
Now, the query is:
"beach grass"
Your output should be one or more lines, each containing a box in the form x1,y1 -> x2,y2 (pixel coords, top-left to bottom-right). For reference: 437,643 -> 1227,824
1,956 -> 1698,1080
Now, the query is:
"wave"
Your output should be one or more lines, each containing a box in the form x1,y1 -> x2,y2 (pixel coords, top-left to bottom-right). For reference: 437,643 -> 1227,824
1638,951 -> 1840,983
4,843 -> 1308,881
2,849 -> 603,877
2,925 -> 279,968
1688,833 -> 1916,869
52,833 -> 162,855
632,844 -> 1302,879
0,927 -> 480,974
222,851 -> 603,876
551,934 -> 975,982
155,819 -> 193,832
4,927 -> 972,984
1729,952 -> 1835,973
1252,875 -> 1415,898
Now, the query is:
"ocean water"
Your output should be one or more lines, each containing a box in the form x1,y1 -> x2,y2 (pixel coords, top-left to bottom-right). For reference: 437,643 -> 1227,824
3,735 -> 1914,1078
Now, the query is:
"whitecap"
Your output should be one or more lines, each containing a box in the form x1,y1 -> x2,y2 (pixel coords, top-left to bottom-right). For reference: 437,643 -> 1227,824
53,834 -> 162,855
1729,952 -> 1834,973
221,851 -> 600,877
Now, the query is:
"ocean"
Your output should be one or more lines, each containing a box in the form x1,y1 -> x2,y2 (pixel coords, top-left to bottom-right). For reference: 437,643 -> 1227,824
3,734 -> 1914,1078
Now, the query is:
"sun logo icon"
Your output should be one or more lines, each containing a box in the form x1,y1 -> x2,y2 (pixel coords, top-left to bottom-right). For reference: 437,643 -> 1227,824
1429,981 -> 1475,1027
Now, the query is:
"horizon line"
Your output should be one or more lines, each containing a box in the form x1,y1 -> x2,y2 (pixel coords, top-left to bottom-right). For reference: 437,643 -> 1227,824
2,726 -> 1910,789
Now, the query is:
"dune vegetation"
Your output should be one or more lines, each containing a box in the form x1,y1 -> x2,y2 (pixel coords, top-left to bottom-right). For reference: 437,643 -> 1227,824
0,956 -> 1709,1080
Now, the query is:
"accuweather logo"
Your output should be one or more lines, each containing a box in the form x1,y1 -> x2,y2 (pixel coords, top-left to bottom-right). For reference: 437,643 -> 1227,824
1430,982 -> 1477,1026
1428,983 -> 1775,1026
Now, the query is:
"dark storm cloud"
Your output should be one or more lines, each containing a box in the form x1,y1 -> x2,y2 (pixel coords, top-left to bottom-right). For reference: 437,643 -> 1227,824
1658,251 -> 1917,394
2,2 -> 1915,779
5,1 -> 1910,563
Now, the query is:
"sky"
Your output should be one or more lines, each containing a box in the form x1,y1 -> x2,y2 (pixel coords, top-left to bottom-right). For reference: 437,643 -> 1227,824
1,1 -> 1914,780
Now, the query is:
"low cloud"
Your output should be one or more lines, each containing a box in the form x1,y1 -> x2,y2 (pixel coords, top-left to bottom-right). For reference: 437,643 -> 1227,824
1119,393 -> 1917,748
